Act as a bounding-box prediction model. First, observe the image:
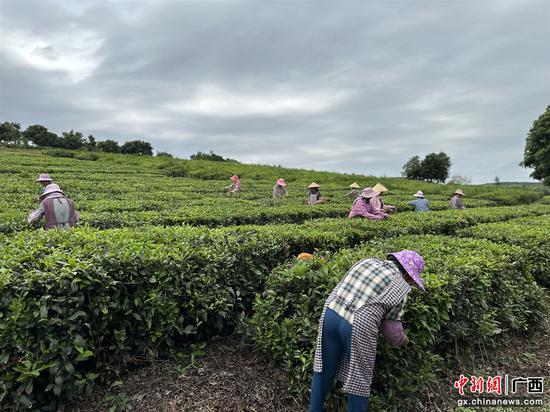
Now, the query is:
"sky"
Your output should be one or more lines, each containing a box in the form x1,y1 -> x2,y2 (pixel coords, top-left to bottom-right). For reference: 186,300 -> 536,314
1,0 -> 549,183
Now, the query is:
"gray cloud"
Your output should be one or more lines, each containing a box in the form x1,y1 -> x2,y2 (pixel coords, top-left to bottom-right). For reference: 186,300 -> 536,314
1,0 -> 549,182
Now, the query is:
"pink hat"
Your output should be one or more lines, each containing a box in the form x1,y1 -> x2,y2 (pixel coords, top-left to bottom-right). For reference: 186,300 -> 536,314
230,175 -> 240,182
39,183 -> 64,199
414,191 -> 424,197
36,173 -> 53,183
361,187 -> 380,198
388,250 -> 425,290
276,178 -> 286,186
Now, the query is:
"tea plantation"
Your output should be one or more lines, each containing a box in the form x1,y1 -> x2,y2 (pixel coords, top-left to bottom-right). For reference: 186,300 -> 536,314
0,146 -> 548,411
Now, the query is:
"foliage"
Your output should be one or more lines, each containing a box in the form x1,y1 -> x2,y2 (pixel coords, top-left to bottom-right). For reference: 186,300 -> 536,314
190,151 -> 233,162
0,122 -> 21,144
120,140 -> 153,156
402,152 -> 451,182
60,130 -> 85,150
245,234 -> 547,409
44,149 -> 75,159
522,105 -> 550,185
97,140 -> 120,153
23,125 -> 60,147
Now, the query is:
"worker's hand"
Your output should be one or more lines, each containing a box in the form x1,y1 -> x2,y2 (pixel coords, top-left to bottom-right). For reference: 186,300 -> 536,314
402,335 -> 410,347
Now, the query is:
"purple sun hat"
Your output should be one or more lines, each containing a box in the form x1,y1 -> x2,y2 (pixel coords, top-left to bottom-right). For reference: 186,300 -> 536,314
388,250 -> 425,290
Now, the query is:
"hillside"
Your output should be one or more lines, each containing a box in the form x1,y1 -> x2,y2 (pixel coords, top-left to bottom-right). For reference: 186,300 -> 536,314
0,146 -> 549,411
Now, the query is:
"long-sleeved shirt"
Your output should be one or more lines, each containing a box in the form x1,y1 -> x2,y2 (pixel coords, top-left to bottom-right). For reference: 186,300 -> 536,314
344,189 -> 361,198
348,197 -> 386,220
28,194 -> 79,230
272,184 -> 287,198
371,196 -> 395,213
408,198 -> 430,212
314,258 -> 411,397
450,195 -> 464,210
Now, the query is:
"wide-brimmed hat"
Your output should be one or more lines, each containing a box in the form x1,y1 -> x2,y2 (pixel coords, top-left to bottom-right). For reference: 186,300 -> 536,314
36,173 -> 53,183
361,187 -> 380,198
454,189 -> 464,196
308,182 -> 320,189
230,175 -> 240,182
39,183 -> 64,199
414,191 -> 424,197
297,252 -> 313,261
373,183 -> 388,193
277,178 -> 286,186
349,182 -> 360,189
388,250 -> 425,290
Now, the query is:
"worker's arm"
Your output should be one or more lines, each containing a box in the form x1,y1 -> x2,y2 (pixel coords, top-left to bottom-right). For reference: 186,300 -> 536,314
28,207 -> 44,225
381,319 -> 407,347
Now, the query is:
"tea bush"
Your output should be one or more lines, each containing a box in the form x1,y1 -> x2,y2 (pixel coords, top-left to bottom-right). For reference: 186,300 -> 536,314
458,214 -> 550,287
245,235 -> 547,410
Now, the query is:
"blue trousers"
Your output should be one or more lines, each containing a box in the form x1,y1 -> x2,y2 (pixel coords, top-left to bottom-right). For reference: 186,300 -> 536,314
309,308 -> 369,412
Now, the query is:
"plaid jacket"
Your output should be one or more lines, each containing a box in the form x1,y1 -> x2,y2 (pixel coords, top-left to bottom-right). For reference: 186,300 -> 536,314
314,258 -> 411,397
328,258 -> 407,324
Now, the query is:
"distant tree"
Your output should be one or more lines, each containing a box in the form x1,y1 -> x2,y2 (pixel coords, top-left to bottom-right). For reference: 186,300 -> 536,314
86,134 -> 96,149
401,155 -> 423,179
23,124 -> 60,147
448,175 -> 471,185
521,105 -> 550,185
120,140 -> 153,156
156,151 -> 173,158
0,122 -> 21,144
97,139 -> 120,153
59,130 -> 85,149
190,151 -> 227,161
420,152 -> 451,182
494,176 -> 500,185
402,152 -> 451,182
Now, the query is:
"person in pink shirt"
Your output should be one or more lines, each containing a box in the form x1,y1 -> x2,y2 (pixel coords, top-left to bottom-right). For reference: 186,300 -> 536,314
348,188 -> 388,220
225,175 -> 241,194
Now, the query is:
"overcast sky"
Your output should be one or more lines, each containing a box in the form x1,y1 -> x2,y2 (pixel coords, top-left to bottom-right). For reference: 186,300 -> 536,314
1,0 -> 549,182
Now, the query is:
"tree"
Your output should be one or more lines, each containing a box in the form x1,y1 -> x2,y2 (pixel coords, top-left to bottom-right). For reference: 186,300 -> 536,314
86,134 -> 96,149
0,122 -> 21,144
120,140 -> 153,156
421,152 -> 451,182
23,124 -> 60,147
402,152 -> 451,182
190,151 -> 227,161
494,176 -> 500,185
97,139 -> 120,153
60,130 -> 85,149
521,105 -> 550,185
402,155 -> 422,179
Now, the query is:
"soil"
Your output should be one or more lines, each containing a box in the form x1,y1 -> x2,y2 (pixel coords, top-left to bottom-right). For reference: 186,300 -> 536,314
71,316 -> 550,412
70,337 -> 306,412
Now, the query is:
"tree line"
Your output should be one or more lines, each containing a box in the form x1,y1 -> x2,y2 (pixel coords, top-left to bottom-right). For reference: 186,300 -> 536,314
0,122 -> 154,155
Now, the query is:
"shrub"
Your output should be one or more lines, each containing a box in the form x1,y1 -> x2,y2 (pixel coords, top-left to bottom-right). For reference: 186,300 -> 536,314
44,149 -> 74,158
245,235 -> 547,410
75,152 -> 99,161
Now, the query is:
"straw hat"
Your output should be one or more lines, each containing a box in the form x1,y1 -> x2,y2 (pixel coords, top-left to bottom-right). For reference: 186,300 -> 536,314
297,252 -> 313,261
372,183 -> 388,193
414,191 -> 424,197
36,173 -> 53,183
276,178 -> 286,186
454,189 -> 464,196
388,250 -> 425,291
39,183 -> 64,200
349,182 -> 360,189
308,182 -> 320,189
361,187 -> 380,198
